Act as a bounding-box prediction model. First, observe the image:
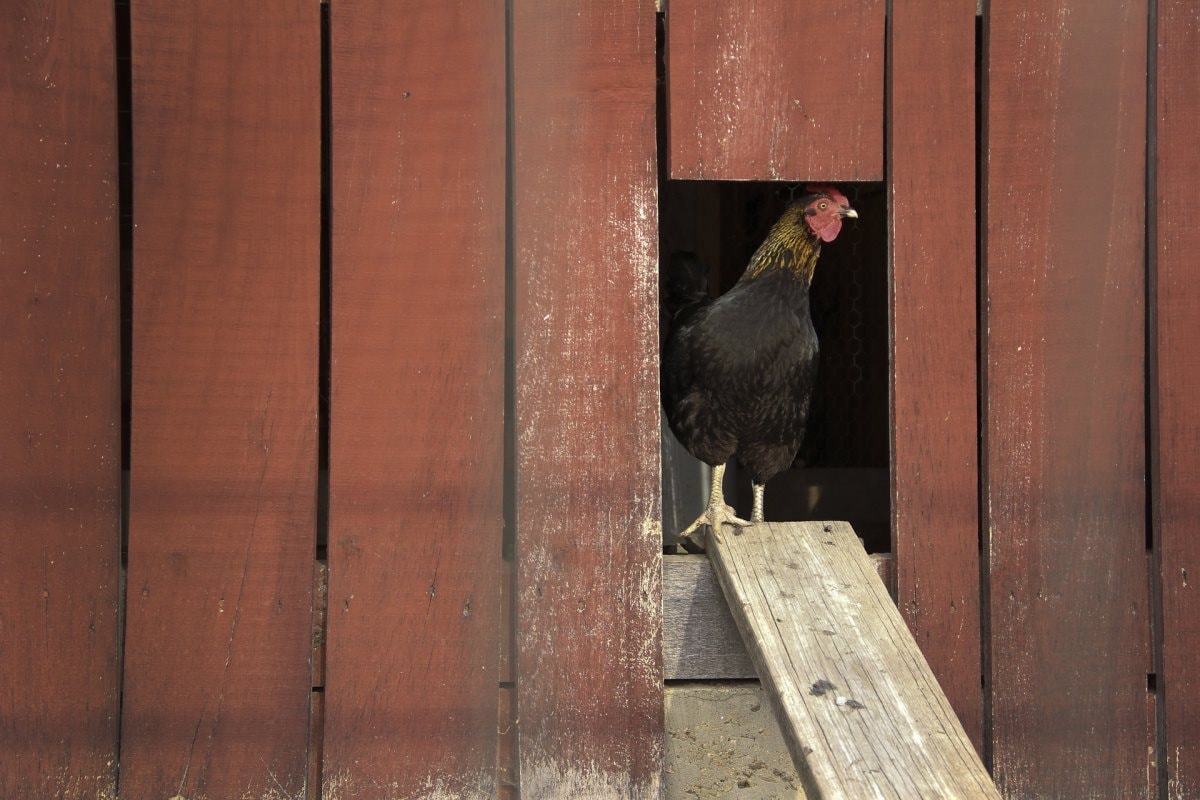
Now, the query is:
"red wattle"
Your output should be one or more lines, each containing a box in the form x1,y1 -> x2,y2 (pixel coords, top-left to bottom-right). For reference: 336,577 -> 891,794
818,217 -> 842,243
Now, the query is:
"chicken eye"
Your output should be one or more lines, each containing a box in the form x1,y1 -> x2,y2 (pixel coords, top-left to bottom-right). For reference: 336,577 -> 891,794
818,201 -> 828,211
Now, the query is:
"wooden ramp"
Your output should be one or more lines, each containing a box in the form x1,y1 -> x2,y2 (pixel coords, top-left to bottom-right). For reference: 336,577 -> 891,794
706,521 -> 1000,800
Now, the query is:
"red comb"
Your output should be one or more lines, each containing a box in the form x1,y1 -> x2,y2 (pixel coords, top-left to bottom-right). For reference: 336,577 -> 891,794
805,183 -> 849,206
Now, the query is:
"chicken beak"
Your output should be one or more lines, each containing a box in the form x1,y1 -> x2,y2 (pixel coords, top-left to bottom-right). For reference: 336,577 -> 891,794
840,208 -> 859,219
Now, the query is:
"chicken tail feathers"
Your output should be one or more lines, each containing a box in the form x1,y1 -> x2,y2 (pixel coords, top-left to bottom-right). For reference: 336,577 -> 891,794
663,251 -> 710,326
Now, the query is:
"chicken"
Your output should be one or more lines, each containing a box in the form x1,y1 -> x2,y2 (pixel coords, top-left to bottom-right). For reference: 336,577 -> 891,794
662,185 -> 857,539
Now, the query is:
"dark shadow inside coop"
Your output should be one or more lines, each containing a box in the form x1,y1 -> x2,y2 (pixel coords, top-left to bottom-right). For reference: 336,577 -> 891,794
659,181 -> 890,555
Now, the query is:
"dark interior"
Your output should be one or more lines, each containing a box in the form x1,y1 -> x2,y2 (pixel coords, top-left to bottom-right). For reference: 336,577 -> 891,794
658,180 -> 891,554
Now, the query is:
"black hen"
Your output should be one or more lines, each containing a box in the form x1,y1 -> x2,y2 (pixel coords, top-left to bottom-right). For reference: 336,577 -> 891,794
662,185 -> 857,538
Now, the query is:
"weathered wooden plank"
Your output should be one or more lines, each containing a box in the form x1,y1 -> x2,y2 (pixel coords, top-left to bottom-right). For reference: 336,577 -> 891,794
498,687 -> 518,800
984,2 -> 1152,796
984,4 -> 1152,796
665,684 -> 802,799
664,556 -> 756,680
309,691 -> 324,800
323,1 -> 506,797
512,0 -> 663,795
1147,676 -> 1158,800
119,4 -> 319,798
665,0 -> 884,181
889,0 -> 983,752
0,4 -> 120,797
1154,1 -> 1200,795
664,552 -> 893,681
872,552 -> 895,600
500,557 -> 514,684
312,558 -> 327,689
708,522 -> 999,799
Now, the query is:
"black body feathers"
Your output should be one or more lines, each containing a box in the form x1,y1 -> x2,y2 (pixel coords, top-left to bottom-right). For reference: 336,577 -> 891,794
662,201 -> 830,487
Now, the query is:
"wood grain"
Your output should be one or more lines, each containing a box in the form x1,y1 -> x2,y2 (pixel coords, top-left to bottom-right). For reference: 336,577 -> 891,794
512,0 -> 663,795
312,558 -> 327,689
0,4 -> 120,797
984,2 -> 1151,796
665,0 -> 884,181
888,0 -> 983,752
666,554 -> 893,681
323,1 -> 506,797
309,691 -> 324,800
664,556 -> 756,680
1153,1 -> 1200,796
708,522 -> 999,799
498,687 -> 518,800
119,4 -> 319,798
500,557 -> 514,684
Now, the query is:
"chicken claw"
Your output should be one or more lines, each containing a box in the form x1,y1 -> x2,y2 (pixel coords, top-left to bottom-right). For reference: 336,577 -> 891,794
677,502 -> 753,541
675,462 -> 753,549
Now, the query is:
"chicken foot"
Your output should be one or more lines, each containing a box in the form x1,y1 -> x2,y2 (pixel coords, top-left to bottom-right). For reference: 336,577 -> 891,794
677,463 -> 753,543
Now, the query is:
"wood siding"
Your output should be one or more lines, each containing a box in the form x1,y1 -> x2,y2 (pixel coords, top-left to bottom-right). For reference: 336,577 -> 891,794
119,4 -> 319,797
984,2 -> 1152,796
889,0 -> 983,753
512,0 -> 664,796
0,4 -> 121,797
665,0 -> 884,181
323,1 -> 507,796
1154,1 -> 1200,796
0,4 -> 1194,797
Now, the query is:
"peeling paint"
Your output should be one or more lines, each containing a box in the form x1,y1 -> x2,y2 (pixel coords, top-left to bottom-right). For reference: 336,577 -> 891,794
520,756 -> 662,800
321,768 -> 493,800
37,763 -> 119,800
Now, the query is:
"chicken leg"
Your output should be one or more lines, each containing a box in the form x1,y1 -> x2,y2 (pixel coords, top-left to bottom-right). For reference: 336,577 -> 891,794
677,463 -> 753,540
751,481 -> 765,523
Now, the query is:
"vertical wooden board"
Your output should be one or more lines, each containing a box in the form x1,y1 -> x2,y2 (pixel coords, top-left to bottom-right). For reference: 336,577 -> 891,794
120,4 -> 319,798
888,0 -> 983,752
0,4 -> 120,798
323,2 -> 506,798
1154,1 -> 1200,796
984,2 -> 1151,797
665,0 -> 884,181
500,558 -> 514,684
312,559 -> 328,689
512,0 -> 663,796
498,688 -> 518,800
309,692 -> 324,800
